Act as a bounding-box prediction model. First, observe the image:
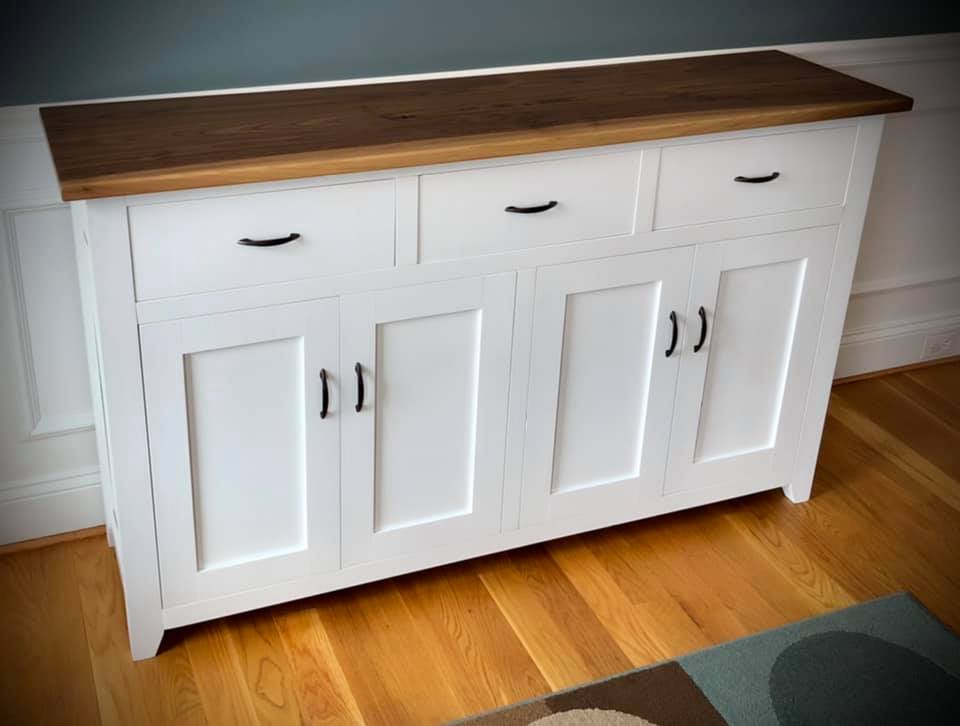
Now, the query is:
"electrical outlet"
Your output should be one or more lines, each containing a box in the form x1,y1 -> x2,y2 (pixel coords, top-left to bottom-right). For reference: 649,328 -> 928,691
922,331 -> 958,360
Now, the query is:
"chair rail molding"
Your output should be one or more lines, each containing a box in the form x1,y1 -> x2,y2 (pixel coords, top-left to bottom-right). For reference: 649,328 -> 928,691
0,31 -> 957,544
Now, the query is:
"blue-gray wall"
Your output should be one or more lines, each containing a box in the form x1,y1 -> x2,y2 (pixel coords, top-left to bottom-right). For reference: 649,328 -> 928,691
2,1 -> 955,107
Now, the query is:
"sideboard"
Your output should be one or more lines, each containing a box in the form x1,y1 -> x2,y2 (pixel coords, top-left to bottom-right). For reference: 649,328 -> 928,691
41,50 -> 912,659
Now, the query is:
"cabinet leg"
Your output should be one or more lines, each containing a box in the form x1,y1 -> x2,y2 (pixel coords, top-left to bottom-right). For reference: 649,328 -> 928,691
783,476 -> 813,503
128,619 -> 164,661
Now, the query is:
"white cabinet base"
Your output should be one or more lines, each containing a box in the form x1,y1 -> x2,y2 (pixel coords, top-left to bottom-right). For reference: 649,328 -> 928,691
75,117 -> 886,659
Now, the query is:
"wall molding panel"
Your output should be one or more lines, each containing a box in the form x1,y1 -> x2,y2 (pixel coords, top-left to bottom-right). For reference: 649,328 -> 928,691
0,32 -> 957,543
4,206 -> 95,440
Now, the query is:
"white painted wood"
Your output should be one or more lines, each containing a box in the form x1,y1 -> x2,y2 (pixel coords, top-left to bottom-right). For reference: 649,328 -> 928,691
655,125 -> 858,229
500,268 -> 537,531
836,312 -> 960,378
72,203 -> 116,545
419,151 -> 642,262
395,175 -> 419,266
84,198 -> 163,659
786,117 -> 886,502
0,470 -> 104,546
128,179 -> 396,299
4,205 -> 93,439
340,274 -> 515,565
666,227 -> 837,496
520,247 -> 692,526
136,205 -> 845,325
141,299 -> 340,607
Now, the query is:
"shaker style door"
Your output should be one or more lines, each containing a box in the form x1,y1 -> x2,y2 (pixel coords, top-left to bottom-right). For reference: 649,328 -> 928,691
340,274 -> 516,566
141,299 -> 340,607
665,227 -> 837,497
519,247 -> 694,527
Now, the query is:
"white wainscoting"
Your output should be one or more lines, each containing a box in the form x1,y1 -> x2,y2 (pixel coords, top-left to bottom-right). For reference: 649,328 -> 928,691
0,32 -> 956,544
0,111 -> 102,544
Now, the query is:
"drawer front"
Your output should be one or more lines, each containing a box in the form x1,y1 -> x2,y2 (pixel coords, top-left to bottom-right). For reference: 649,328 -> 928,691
654,126 -> 857,229
129,180 -> 396,299
418,152 -> 642,263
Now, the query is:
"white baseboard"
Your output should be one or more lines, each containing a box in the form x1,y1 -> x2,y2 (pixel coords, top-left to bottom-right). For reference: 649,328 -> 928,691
0,470 -> 104,546
835,313 -> 960,379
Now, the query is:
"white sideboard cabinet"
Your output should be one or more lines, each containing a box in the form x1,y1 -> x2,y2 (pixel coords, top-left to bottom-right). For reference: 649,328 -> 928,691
44,50 -> 911,658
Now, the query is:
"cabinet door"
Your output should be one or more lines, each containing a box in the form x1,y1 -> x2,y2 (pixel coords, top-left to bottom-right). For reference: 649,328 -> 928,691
520,248 -> 694,527
665,227 -> 837,496
141,300 -> 340,607
340,274 -> 515,565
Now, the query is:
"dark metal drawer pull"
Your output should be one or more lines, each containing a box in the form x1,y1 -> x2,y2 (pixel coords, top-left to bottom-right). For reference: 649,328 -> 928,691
665,311 -> 678,358
354,362 -> 364,412
319,369 -> 329,419
693,306 -> 708,353
734,172 -> 780,184
237,232 -> 301,247
504,200 -> 558,214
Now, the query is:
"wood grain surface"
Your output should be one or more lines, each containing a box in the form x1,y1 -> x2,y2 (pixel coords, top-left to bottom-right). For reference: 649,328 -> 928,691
40,50 -> 912,200
2,362 -> 957,725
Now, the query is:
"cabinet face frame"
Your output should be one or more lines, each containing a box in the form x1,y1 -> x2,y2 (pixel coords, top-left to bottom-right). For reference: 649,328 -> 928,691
519,247 -> 694,527
665,226 -> 839,497
339,273 -> 516,566
141,299 -> 341,607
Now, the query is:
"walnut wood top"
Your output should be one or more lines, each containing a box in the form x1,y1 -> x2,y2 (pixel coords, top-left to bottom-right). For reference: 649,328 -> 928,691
41,50 -> 912,201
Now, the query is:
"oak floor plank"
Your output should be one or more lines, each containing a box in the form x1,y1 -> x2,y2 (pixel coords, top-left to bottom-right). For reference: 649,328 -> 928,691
186,621 -> 260,725
316,580 -> 465,725
73,537 -> 206,726
272,604 -> 365,725
580,528 -> 714,658
477,546 -> 633,690
229,611 -> 304,725
826,392 -> 960,512
545,536 -> 668,665
904,360 -> 960,406
720,501 -> 858,613
0,545 -> 101,726
884,373 -> 960,434
71,537 -> 154,726
398,564 -> 551,713
833,378 -> 960,482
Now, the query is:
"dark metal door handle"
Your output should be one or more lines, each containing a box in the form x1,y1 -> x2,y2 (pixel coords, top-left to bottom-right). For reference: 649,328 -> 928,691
237,232 -> 301,247
319,368 -> 329,419
693,306 -> 708,353
354,362 -> 364,412
504,200 -> 558,214
665,311 -> 678,358
734,172 -> 780,184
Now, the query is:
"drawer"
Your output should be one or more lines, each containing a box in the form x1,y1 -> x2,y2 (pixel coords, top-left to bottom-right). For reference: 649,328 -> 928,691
653,126 -> 857,229
129,180 -> 395,299
418,152 -> 642,263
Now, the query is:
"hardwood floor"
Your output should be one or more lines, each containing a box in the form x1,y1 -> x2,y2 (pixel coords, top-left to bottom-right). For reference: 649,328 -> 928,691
3,361 -> 959,725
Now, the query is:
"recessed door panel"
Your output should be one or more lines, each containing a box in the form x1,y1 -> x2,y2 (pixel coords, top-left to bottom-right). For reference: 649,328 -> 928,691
374,309 -> 481,532
341,274 -> 515,565
520,247 -> 693,527
185,337 -> 307,570
551,282 -> 659,494
694,259 -> 806,463
666,227 -> 837,496
141,299 -> 340,607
